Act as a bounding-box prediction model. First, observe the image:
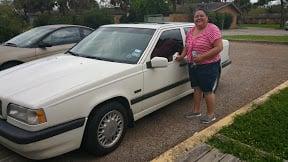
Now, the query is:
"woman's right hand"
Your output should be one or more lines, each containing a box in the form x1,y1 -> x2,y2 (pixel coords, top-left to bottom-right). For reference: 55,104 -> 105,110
175,55 -> 184,62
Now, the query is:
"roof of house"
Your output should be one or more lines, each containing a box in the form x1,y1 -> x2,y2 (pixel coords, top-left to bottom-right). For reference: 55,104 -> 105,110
194,2 -> 241,14
176,2 -> 241,14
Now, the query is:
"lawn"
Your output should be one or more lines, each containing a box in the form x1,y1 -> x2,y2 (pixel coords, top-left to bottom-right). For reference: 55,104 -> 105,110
239,24 -> 282,29
208,87 -> 288,161
223,35 -> 288,44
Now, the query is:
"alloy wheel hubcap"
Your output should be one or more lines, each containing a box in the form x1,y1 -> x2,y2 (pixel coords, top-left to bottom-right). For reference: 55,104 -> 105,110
97,110 -> 124,148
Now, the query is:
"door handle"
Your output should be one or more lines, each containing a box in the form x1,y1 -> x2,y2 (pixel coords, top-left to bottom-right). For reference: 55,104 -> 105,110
179,61 -> 187,67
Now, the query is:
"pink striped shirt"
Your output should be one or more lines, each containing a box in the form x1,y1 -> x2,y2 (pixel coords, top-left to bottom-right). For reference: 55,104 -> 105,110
185,23 -> 222,64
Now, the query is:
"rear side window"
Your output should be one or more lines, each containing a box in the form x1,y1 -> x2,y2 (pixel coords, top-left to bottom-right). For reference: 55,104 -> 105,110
151,29 -> 183,62
42,27 -> 81,46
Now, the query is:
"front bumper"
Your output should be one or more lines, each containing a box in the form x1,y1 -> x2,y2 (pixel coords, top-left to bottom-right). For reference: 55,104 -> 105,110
0,118 -> 86,159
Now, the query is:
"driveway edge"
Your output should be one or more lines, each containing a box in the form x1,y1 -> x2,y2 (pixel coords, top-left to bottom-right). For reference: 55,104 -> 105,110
151,80 -> 288,162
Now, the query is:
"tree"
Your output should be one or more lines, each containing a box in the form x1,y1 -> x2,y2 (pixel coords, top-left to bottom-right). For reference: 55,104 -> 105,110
13,0 -> 99,17
13,0 -> 54,20
234,0 -> 252,13
0,4 -> 28,42
255,0 -> 287,27
170,0 -> 184,12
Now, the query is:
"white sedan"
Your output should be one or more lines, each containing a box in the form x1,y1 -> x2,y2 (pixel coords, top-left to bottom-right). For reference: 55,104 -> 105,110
0,23 -> 231,159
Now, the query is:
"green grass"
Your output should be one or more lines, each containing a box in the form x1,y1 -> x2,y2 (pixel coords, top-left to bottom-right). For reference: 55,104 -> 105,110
208,87 -> 288,161
223,35 -> 288,43
239,24 -> 281,29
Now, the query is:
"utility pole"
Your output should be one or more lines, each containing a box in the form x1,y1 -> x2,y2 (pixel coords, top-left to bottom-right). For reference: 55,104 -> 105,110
280,0 -> 284,27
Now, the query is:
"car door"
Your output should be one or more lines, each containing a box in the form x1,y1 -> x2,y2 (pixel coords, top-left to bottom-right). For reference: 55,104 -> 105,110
35,27 -> 82,58
140,28 -> 190,111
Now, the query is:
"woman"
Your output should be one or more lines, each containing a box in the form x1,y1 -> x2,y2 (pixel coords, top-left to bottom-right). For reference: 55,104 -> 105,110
176,8 -> 223,124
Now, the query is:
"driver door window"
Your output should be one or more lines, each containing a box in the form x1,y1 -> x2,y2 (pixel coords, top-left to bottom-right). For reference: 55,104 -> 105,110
151,29 -> 183,62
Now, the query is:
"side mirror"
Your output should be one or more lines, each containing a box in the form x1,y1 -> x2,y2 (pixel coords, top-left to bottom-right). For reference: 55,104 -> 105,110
38,42 -> 52,48
146,57 -> 168,69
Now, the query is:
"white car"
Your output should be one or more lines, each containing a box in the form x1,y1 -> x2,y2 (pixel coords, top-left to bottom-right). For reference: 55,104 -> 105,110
0,23 -> 231,159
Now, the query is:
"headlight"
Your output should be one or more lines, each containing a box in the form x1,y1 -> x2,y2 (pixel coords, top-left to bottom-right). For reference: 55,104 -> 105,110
7,104 -> 47,125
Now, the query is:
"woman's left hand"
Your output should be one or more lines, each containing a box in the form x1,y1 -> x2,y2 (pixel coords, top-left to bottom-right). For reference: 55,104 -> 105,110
193,55 -> 205,63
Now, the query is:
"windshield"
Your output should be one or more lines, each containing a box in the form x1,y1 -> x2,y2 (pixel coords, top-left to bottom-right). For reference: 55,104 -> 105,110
70,27 -> 155,64
5,26 -> 54,48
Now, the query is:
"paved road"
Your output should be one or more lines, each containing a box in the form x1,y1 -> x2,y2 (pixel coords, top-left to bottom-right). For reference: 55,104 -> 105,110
1,42 -> 288,162
222,27 -> 288,36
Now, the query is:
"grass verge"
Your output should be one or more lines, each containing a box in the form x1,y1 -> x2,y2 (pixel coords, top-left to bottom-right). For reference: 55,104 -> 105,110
223,35 -> 288,44
208,87 -> 288,161
239,24 -> 282,29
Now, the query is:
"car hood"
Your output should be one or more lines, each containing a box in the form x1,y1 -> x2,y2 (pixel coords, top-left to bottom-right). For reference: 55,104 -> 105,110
0,45 -> 35,61
0,54 -> 135,107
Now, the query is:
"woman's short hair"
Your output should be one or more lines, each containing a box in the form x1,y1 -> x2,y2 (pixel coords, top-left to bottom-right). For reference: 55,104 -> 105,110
193,8 -> 208,16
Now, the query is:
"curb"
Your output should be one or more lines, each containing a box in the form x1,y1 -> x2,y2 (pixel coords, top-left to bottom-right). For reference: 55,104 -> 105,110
151,80 -> 288,162
227,40 -> 288,45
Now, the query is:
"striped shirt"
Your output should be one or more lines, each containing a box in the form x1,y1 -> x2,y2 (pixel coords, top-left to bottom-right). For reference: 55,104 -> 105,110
186,23 -> 222,64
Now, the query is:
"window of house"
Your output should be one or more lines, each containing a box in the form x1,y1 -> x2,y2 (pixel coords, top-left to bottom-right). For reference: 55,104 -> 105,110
151,29 -> 183,62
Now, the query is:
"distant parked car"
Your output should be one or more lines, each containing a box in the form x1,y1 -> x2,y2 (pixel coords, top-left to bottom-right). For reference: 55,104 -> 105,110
0,25 -> 93,70
285,21 -> 288,30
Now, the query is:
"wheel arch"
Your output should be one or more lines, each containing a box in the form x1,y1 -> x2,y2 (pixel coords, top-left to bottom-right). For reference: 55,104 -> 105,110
87,96 -> 135,128
0,60 -> 24,70
1,60 -> 23,67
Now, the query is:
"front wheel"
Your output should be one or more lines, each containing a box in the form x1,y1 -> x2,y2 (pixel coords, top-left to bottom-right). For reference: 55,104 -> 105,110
82,101 -> 128,156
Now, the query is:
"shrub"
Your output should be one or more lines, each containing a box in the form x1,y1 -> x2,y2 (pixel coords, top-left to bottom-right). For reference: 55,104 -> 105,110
208,12 -> 232,29
0,5 -> 28,42
78,9 -> 113,29
33,13 -> 76,27
33,9 -> 113,29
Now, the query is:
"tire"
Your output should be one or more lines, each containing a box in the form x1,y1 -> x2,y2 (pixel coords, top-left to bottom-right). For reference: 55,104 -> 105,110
83,101 -> 128,156
0,61 -> 22,70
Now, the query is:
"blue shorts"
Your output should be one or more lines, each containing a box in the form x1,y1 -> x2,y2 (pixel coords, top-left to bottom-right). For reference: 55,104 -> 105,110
188,61 -> 220,93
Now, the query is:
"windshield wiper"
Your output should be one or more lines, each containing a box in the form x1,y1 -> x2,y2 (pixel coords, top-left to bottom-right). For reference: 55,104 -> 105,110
4,42 -> 17,47
67,51 -> 117,63
81,55 -> 116,62
66,51 -> 80,56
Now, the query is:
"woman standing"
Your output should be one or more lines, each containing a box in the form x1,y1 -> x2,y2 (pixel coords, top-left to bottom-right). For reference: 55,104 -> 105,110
176,8 -> 223,124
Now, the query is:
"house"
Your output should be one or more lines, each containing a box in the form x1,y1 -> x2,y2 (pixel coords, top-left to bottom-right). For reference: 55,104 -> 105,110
201,2 -> 241,29
172,2 -> 241,29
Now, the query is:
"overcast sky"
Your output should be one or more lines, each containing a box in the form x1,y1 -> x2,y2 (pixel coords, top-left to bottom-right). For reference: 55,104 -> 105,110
250,0 -> 258,3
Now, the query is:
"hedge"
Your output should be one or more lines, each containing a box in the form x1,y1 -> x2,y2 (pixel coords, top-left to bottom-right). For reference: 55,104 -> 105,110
208,12 -> 233,30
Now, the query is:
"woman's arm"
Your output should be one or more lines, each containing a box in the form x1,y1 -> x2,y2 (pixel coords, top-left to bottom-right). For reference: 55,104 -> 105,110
194,38 -> 223,63
175,46 -> 187,61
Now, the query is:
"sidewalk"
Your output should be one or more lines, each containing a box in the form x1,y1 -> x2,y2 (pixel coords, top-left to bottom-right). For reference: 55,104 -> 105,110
152,80 -> 288,162
176,144 -> 241,162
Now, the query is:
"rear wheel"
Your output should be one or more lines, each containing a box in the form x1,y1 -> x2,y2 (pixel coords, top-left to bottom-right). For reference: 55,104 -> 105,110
83,101 -> 128,156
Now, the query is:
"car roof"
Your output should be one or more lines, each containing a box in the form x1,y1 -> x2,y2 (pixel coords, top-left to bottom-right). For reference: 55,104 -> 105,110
102,22 -> 195,29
